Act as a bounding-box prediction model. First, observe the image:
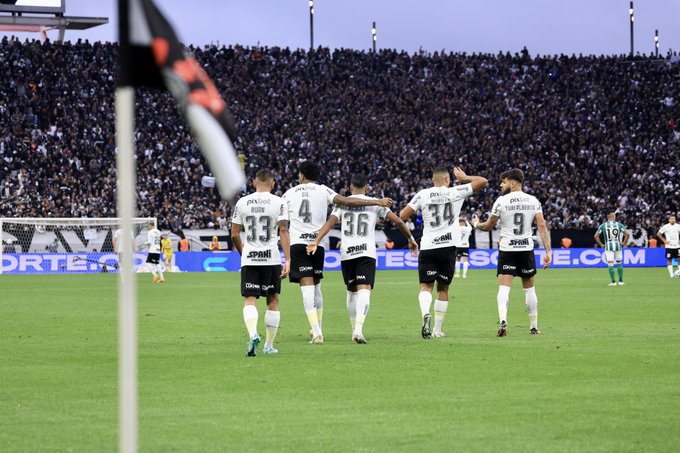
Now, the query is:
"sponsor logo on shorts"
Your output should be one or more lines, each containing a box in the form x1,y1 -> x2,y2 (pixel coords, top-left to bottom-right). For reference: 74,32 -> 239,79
247,250 -> 272,259
357,275 -> 366,280
300,233 -> 318,240
432,232 -> 452,244
245,283 -> 261,289
521,268 -> 533,274
347,244 -> 368,254
261,284 -> 275,291
509,238 -> 530,247
299,266 -> 313,272
427,270 -> 438,276
347,278 -> 356,284
502,265 -> 516,270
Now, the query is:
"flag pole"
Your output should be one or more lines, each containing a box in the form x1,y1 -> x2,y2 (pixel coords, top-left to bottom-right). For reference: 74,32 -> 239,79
116,85 -> 138,453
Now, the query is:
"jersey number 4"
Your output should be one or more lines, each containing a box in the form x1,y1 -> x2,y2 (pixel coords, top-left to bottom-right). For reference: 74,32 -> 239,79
299,199 -> 312,223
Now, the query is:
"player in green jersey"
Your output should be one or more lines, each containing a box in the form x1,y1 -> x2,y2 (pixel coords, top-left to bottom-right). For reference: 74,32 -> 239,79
594,212 -> 631,286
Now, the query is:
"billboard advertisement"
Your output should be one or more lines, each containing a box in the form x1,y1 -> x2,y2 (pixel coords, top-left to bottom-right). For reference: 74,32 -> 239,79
0,248 -> 671,275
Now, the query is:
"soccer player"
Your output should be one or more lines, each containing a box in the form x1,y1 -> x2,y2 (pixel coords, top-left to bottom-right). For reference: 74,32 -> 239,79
282,161 -> 392,345
231,169 -> 291,357
161,233 -> 173,270
594,212 -> 630,286
454,217 -> 473,279
473,168 -> 551,336
306,174 -> 419,344
144,222 -> 165,283
657,215 -> 680,277
399,167 -> 488,338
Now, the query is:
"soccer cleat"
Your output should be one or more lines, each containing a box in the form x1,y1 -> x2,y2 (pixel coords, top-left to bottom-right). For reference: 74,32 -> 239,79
432,331 -> 446,338
608,282 -> 617,287
496,320 -> 508,337
352,334 -> 367,344
159,278 -> 166,283
462,275 -> 467,279
454,273 -> 460,278
152,275 -> 159,283
262,346 -> 279,354
617,281 -> 625,286
309,329 -> 314,339
245,334 -> 261,357
421,313 -> 432,339
530,327 -> 541,335
310,334 -> 324,345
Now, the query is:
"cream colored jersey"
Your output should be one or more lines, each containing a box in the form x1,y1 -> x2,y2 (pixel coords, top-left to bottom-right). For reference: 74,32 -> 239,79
232,191 -> 288,266
331,195 -> 389,261
659,223 -> 680,249
283,183 -> 338,245
458,221 -> 473,247
407,184 -> 473,250
147,228 -> 162,253
491,191 -> 542,252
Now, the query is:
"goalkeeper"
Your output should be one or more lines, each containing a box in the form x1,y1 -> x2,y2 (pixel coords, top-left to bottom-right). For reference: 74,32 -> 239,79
161,233 -> 174,270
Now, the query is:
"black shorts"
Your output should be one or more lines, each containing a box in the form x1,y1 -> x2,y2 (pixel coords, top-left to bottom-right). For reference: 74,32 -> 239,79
497,250 -> 537,278
456,247 -> 469,257
146,253 -> 160,264
289,244 -> 324,283
241,265 -> 282,298
666,248 -> 679,260
418,246 -> 456,285
341,257 -> 376,289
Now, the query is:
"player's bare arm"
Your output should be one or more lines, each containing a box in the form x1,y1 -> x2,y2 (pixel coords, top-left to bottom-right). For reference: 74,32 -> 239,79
472,213 -> 499,232
535,212 -> 552,268
306,215 -> 339,255
279,220 -> 291,279
334,194 -> 393,208
399,205 -> 416,222
656,231 -> 666,246
230,223 -> 244,255
386,211 -> 418,256
594,231 -> 604,248
453,167 -> 488,192
622,230 -> 631,248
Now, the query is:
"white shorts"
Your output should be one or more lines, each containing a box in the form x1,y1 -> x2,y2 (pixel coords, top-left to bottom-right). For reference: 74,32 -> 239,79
605,250 -> 622,263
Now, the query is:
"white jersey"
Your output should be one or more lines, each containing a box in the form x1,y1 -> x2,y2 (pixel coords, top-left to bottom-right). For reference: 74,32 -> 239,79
458,221 -> 473,247
146,228 -> 162,254
407,184 -> 473,250
331,195 -> 390,261
113,228 -> 135,252
232,191 -> 288,266
283,183 -> 338,245
659,223 -> 680,249
491,191 -> 543,252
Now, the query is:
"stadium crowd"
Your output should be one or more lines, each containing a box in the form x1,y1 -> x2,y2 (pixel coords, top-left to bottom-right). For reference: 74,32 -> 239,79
1,37 -> 678,239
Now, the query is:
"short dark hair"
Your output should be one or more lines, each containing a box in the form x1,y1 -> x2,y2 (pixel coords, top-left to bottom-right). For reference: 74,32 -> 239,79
350,173 -> 368,189
500,168 -> 524,184
299,161 -> 320,181
432,166 -> 449,177
255,169 -> 274,181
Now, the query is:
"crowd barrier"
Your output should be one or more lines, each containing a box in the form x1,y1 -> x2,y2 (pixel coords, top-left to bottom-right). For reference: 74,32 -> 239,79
0,248 -> 671,274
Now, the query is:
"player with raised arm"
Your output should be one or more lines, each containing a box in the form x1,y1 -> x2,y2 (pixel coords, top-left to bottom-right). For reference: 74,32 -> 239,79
594,212 -> 630,286
306,174 -> 418,344
231,169 -> 291,357
283,161 -> 392,345
454,217 -> 473,279
144,222 -> 165,283
657,215 -> 680,277
473,168 -> 551,336
399,167 -> 488,339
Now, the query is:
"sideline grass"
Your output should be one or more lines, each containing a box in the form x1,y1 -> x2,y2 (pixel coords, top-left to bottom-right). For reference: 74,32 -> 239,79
1,268 -> 679,452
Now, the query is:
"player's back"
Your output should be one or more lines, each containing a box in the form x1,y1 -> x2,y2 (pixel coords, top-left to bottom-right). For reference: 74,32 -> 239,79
492,191 -> 541,252
147,228 -> 162,253
408,184 -> 472,250
332,195 -> 388,260
233,191 -> 286,266
458,221 -> 472,247
283,183 -> 337,245
598,221 -> 625,251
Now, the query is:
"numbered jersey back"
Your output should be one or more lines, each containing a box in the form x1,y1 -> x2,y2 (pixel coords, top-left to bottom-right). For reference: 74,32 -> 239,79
147,228 -> 162,253
283,183 -> 338,245
491,191 -> 542,251
408,184 -> 473,250
232,191 -> 288,266
331,195 -> 389,260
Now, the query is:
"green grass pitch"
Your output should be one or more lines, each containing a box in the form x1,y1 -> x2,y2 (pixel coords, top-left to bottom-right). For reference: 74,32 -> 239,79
1,268 -> 679,452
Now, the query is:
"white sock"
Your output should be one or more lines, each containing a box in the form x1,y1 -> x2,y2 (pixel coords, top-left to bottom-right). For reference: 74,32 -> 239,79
346,290 -> 358,329
301,286 -> 321,336
669,265 -> 674,277
314,284 -> 324,330
149,263 -> 158,277
243,305 -> 258,338
157,265 -> 164,280
434,300 -> 448,333
454,261 -> 460,275
354,289 -> 371,336
497,285 -> 511,323
264,310 -> 280,349
524,287 -> 538,329
418,291 -> 432,318
462,261 -> 469,277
